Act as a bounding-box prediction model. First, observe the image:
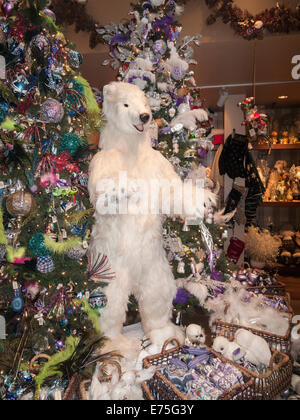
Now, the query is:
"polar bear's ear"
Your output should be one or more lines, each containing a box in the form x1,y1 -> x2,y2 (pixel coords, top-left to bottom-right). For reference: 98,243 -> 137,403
103,84 -> 117,99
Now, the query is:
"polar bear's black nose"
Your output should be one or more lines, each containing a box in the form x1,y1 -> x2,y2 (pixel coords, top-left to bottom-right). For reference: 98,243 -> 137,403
140,113 -> 150,124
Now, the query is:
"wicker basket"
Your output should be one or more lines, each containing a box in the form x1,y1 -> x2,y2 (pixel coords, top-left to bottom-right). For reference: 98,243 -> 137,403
29,354 -> 51,375
216,328 -> 293,400
240,263 -> 286,296
245,282 -> 286,296
142,338 -> 255,401
212,293 -> 293,355
63,360 -> 122,401
212,313 -> 293,355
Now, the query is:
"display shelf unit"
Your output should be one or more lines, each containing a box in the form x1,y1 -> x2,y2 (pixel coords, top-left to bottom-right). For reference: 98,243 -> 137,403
252,144 -> 300,150
261,201 -> 300,208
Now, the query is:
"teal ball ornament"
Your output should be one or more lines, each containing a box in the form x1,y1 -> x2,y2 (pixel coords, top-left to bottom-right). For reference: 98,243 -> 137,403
59,132 -> 83,156
29,233 -> 49,257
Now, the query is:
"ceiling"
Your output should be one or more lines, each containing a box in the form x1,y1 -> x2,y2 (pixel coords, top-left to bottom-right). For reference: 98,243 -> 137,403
63,0 -> 300,109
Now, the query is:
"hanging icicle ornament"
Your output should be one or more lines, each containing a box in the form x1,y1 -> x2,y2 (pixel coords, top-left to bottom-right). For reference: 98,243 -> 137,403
87,251 -> 115,283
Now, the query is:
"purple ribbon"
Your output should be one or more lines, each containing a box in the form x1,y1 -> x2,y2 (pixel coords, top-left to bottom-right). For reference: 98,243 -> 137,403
110,32 -> 131,59
210,270 -> 222,282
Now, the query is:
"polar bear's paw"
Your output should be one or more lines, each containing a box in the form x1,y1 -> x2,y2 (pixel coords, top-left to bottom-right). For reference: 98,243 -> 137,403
101,334 -> 141,362
146,323 -> 185,350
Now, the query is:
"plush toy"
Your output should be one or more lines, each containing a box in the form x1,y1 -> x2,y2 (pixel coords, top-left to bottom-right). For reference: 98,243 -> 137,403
88,82 -> 218,355
291,375 -> 300,396
212,336 -> 245,363
185,324 -> 206,345
234,329 -> 272,368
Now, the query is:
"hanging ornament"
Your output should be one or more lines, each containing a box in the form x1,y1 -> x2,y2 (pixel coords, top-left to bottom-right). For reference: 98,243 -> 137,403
0,244 -> 6,260
177,261 -> 185,274
42,8 -> 56,22
160,93 -> 172,107
0,315 -> 5,339
40,98 -> 64,123
60,318 -> 68,328
59,132 -> 83,156
29,233 -> 49,257
68,50 -> 83,69
30,34 -> 50,57
153,39 -> 167,55
36,255 -> 55,273
0,100 -> 9,123
67,246 -> 87,260
11,289 -> 23,313
11,73 -> 29,96
88,288 -> 108,309
6,189 -> 35,219
2,0 -> 18,18
169,107 -> 176,118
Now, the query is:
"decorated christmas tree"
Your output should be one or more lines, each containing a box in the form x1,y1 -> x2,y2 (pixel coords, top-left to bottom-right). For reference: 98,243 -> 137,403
97,0 -> 236,320
0,0 -> 104,396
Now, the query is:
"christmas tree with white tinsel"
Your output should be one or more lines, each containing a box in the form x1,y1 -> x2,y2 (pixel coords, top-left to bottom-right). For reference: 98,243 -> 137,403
97,0 -> 236,320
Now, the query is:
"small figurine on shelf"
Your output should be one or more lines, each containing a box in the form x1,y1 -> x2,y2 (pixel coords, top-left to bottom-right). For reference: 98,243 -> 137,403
289,126 -> 298,144
287,188 -> 294,202
271,130 -> 278,145
276,180 -> 287,201
280,130 -> 289,145
290,165 -> 300,200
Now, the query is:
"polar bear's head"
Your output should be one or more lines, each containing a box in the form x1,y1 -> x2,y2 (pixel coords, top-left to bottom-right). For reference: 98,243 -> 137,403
103,82 -> 152,136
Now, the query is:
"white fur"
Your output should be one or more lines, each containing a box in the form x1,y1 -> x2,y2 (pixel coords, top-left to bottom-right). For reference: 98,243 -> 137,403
235,329 -> 272,367
185,324 -> 206,344
212,336 -> 245,363
88,82 -> 218,353
171,109 -> 208,131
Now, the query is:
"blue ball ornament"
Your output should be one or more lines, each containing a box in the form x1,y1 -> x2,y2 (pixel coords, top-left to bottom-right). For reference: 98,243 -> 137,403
11,291 -> 23,313
36,256 -> 55,274
60,318 -> 68,328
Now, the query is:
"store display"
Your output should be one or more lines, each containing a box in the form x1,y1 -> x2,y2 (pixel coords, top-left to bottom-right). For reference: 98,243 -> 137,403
0,0 -> 298,403
264,161 -> 300,203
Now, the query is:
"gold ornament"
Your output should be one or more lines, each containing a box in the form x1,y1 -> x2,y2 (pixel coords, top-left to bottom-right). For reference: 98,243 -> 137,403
6,189 -> 36,218
6,189 -> 36,249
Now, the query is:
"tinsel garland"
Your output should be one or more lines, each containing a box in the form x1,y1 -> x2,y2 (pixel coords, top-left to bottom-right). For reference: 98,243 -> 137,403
43,235 -> 82,254
204,0 -> 300,40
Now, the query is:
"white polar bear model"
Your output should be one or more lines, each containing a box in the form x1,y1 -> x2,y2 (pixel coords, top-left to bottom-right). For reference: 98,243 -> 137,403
88,82 -> 214,351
